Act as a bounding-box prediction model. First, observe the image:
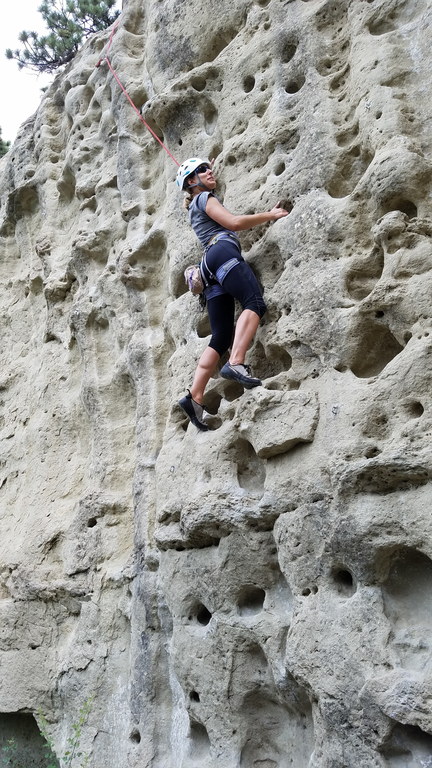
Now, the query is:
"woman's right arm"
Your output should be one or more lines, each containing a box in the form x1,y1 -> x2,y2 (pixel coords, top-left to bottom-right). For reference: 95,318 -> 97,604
205,196 -> 291,231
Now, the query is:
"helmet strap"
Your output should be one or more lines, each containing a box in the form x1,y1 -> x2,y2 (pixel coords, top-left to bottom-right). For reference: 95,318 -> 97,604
186,173 -> 211,192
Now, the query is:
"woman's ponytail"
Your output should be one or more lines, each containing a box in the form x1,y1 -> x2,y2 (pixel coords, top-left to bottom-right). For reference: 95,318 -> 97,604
183,191 -> 193,210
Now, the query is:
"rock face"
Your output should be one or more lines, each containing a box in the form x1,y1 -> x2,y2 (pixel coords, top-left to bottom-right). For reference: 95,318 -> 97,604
0,0 -> 432,765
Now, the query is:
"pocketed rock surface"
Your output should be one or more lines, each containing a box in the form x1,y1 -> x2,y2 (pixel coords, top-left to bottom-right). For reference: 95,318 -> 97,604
0,0 -> 432,765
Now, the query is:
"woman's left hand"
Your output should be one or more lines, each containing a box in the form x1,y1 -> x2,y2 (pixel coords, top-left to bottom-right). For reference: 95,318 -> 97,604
270,201 -> 292,220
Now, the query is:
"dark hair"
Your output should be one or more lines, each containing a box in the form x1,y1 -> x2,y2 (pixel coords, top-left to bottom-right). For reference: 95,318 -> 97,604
183,191 -> 193,210
182,173 -> 195,209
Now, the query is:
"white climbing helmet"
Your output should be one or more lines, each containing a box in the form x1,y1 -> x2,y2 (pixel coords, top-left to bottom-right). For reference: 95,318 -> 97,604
176,157 -> 211,190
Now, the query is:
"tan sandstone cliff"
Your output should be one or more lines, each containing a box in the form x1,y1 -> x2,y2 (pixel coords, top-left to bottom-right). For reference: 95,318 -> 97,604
0,0 -> 432,766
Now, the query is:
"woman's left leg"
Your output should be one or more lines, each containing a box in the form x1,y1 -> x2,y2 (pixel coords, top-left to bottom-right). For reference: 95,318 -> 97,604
190,292 -> 235,402
190,346 -> 220,404
179,293 -> 234,430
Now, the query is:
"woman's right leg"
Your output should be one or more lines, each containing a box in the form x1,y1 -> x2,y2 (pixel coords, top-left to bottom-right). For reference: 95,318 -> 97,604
229,309 -> 260,365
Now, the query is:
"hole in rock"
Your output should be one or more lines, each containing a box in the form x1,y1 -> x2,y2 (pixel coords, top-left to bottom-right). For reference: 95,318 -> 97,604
285,76 -> 305,94
345,249 -> 384,300
381,722 -> 432,764
381,198 -> 417,219
237,585 -> 266,615
188,721 -> 211,760
365,446 -> 381,458
190,691 -> 200,702
368,20 -> 396,35
87,517 -> 97,528
202,390 -> 222,416
231,437 -> 266,492
403,400 -> 424,419
188,602 -> 212,626
239,691 -> 314,767
208,144 -> 222,166
281,40 -> 297,63
330,146 -> 375,197
0,713 -> 59,766
274,161 -> 286,176
219,377 -> 244,402
301,585 -> 317,596
336,125 -> 360,148
317,58 -> 333,74
57,166 -> 76,203
243,75 -> 255,92
206,27 -> 238,61
331,567 -> 356,597
381,548 -> 432,646
203,101 -> 218,135
130,728 -> 141,743
191,76 -> 206,91
347,321 -> 403,378
355,461 -> 429,495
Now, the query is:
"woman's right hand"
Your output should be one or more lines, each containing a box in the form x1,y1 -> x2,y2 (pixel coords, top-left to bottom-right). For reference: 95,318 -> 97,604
270,201 -> 292,220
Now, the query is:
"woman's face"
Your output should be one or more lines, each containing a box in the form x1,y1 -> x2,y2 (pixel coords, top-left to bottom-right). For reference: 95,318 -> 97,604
188,163 -> 216,190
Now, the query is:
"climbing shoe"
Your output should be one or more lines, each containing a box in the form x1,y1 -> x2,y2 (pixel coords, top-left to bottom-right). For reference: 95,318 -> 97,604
178,390 -> 209,431
220,362 -> 261,389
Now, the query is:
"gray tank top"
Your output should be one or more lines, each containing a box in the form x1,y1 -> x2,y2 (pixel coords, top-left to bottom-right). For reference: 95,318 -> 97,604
189,191 -> 236,247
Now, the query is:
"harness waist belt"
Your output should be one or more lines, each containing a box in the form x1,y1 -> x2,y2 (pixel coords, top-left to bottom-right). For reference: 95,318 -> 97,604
205,232 -> 240,252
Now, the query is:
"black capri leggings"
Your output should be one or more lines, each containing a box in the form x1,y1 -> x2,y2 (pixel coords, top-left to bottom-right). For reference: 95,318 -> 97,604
205,240 -> 267,356
207,293 -> 235,357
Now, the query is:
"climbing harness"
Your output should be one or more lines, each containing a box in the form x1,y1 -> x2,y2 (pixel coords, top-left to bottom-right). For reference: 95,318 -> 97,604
96,17 -> 180,167
205,232 -> 240,253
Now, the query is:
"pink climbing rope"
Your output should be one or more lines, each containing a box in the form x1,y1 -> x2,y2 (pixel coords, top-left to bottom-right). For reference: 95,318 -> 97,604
96,17 -> 180,167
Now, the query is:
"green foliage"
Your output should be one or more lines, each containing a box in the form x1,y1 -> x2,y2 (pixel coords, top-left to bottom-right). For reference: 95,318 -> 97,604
0,735 -> 58,768
0,127 -> 10,157
37,697 -> 93,768
5,0 -> 119,73
0,739 -> 20,767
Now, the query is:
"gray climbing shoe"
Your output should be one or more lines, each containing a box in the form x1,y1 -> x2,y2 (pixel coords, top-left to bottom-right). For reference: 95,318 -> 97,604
178,390 -> 209,431
220,362 -> 261,389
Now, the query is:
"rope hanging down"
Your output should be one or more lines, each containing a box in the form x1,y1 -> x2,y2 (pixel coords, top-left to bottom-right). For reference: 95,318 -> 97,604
96,18 -> 180,167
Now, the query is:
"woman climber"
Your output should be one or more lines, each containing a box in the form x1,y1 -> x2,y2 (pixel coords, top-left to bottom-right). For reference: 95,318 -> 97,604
176,157 -> 290,431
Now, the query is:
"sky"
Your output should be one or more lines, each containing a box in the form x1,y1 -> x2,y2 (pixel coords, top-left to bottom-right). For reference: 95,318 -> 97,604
0,0 -> 52,142
0,0 -> 121,144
